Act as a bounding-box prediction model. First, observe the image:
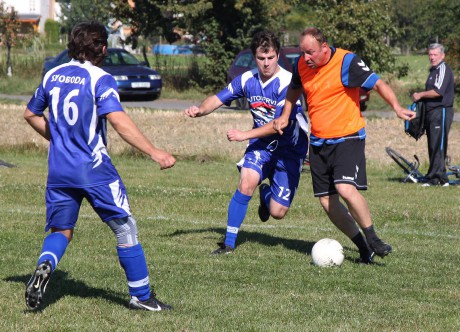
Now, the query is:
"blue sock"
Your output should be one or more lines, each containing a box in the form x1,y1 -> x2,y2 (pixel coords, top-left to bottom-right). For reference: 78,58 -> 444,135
224,190 -> 252,248
37,232 -> 69,271
261,185 -> 272,211
117,243 -> 151,301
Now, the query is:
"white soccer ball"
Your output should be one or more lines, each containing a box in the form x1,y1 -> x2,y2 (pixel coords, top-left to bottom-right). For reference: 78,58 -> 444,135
311,238 -> 345,267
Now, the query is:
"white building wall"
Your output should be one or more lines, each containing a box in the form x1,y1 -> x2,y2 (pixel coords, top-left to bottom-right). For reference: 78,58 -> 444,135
2,0 -> 58,33
1,1 -> 29,13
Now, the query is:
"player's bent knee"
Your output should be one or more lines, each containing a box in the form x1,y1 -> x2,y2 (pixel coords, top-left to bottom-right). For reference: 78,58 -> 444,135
335,183 -> 358,199
51,228 -> 74,242
106,216 -> 139,247
270,206 -> 289,220
319,196 -> 330,211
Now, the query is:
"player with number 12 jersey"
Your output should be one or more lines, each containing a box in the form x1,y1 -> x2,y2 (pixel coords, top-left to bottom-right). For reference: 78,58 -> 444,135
219,66 -> 308,159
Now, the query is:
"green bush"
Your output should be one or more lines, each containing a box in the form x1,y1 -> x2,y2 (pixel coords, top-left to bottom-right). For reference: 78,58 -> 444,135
44,19 -> 60,44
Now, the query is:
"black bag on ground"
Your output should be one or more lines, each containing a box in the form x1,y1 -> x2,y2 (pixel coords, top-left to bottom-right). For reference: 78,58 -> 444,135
405,101 -> 426,140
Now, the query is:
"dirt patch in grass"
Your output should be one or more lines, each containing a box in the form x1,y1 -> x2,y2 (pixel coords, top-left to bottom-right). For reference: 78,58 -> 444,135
2,104 -> 459,166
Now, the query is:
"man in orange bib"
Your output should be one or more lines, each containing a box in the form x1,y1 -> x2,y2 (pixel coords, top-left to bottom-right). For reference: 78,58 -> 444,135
274,27 -> 415,264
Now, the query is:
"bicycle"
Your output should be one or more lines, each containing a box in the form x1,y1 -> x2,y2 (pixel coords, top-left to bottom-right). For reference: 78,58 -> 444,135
385,146 -> 460,185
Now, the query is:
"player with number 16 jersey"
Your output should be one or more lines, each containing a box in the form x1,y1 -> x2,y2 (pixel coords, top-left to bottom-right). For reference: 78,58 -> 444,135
27,61 -> 124,188
24,21 -> 174,312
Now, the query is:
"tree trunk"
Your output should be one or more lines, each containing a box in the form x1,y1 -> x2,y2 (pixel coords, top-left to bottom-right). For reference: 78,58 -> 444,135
7,45 -> 12,77
142,45 -> 150,68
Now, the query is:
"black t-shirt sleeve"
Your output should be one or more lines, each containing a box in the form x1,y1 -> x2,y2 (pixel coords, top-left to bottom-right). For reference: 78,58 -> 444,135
343,54 -> 378,90
290,56 -> 303,89
432,63 -> 454,96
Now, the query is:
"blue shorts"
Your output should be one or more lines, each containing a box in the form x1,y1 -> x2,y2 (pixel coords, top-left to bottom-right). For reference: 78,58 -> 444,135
45,179 -> 132,232
238,147 -> 304,207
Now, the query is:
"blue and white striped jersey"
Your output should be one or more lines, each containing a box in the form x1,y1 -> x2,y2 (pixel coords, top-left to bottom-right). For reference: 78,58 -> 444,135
27,60 -> 124,188
217,67 -> 308,158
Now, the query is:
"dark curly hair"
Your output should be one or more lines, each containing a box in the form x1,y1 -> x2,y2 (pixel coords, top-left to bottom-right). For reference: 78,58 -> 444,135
250,30 -> 280,56
67,21 -> 108,66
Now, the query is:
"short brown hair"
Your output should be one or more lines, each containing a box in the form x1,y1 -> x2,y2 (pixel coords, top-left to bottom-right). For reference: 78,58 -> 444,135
67,21 -> 108,65
300,27 -> 327,45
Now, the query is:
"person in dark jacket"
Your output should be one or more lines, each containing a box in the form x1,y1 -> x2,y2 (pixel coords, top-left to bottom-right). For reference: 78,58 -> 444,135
413,43 -> 455,187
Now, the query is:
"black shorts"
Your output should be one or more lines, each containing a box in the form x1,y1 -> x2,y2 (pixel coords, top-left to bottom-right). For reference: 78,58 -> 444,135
309,139 -> 367,197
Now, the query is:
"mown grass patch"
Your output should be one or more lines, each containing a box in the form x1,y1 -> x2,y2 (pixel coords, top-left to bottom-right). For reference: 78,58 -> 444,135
0,149 -> 459,331
0,106 -> 459,331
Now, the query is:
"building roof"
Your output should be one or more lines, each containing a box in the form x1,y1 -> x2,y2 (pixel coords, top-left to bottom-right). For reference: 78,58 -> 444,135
18,14 -> 41,22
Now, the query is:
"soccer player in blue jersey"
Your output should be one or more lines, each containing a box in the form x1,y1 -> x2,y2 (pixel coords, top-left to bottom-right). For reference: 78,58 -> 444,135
24,21 -> 175,311
184,30 -> 308,254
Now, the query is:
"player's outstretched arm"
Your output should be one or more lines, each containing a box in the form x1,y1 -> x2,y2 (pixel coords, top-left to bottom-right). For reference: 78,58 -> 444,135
227,122 -> 277,142
24,108 -> 51,141
373,79 -> 415,121
107,111 -> 175,170
184,95 -> 223,118
273,86 -> 303,135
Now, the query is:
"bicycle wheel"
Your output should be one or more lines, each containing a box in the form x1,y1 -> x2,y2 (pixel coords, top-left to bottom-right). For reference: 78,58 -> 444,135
447,165 -> 460,179
385,147 -> 417,175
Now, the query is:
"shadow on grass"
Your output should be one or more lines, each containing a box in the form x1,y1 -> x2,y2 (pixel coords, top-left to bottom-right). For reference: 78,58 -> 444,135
5,270 -> 127,312
386,176 -> 407,183
168,227 -> 315,255
168,228 -> 386,266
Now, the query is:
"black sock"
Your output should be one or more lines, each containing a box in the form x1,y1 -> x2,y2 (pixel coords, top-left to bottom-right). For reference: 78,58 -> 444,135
351,232 -> 370,256
362,225 -> 379,243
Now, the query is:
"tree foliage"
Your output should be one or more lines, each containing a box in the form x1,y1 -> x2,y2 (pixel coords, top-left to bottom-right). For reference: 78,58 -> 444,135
0,1 -> 20,76
58,0 -> 115,36
283,3 -> 317,45
55,0 -> 459,89
309,0 -> 399,74
392,0 -> 459,50
44,19 -> 61,44
391,0 -> 428,54
114,0 -> 296,92
424,0 -> 460,75
391,0 -> 460,76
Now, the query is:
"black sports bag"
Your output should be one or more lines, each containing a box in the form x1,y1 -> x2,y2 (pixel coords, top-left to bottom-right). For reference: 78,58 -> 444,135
405,101 -> 426,141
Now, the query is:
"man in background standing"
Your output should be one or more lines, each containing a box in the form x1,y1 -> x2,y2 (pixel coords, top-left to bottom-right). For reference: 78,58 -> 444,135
413,43 -> 455,187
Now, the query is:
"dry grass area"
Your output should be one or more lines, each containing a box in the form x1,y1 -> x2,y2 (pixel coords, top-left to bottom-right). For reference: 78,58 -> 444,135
2,103 -> 459,165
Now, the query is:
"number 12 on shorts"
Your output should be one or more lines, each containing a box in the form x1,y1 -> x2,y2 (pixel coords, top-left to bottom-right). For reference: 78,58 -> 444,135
278,187 -> 291,201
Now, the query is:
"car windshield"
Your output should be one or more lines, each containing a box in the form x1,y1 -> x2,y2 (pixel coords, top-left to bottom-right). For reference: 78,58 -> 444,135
103,50 -> 140,66
285,53 -> 301,69
233,50 -> 301,70
234,52 -> 256,68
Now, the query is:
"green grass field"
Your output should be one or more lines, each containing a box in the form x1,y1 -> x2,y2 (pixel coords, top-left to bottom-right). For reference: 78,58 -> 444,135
0,148 -> 459,331
0,48 -> 458,330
